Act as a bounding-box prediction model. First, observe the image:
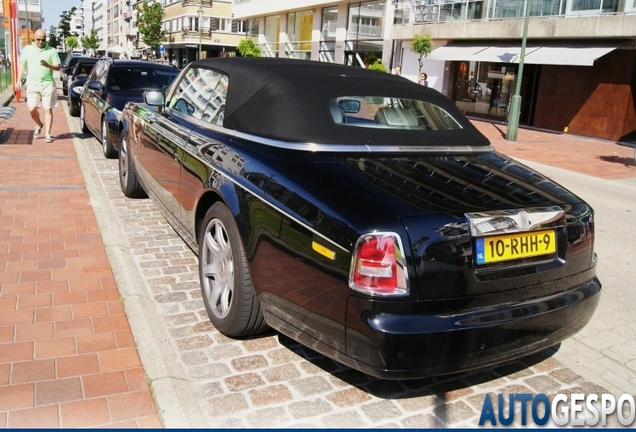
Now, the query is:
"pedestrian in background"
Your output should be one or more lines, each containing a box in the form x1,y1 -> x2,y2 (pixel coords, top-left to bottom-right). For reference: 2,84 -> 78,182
488,80 -> 501,116
17,28 -> 60,143
420,72 -> 428,87
392,65 -> 402,76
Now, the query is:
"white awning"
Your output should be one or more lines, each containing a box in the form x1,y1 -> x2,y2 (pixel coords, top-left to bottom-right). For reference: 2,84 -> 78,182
524,44 -> 619,66
429,41 -> 624,66
428,44 -> 489,61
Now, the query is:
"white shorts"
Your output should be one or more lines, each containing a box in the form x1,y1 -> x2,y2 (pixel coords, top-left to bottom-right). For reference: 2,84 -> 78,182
26,82 -> 57,109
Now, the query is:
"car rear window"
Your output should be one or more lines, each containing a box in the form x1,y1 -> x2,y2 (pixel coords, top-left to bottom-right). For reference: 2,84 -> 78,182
329,97 -> 463,131
109,67 -> 179,92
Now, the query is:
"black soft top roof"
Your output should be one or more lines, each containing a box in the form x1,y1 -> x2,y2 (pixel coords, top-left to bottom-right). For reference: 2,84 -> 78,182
189,57 -> 490,147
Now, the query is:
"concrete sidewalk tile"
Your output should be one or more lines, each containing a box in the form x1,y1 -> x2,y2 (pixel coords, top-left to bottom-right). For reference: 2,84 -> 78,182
7,404 -> 60,428
34,305 -> 72,322
34,336 -> 77,359
0,383 -> 35,411
60,397 -> 110,428
76,332 -> 118,354
15,321 -> 54,341
35,376 -> 83,406
10,358 -> 56,384
56,353 -> 100,378
82,370 -> 128,398
0,327 -> 14,344
107,390 -> 158,422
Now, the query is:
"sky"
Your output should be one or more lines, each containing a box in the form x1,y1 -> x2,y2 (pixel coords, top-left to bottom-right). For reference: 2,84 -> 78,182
41,0 -> 82,30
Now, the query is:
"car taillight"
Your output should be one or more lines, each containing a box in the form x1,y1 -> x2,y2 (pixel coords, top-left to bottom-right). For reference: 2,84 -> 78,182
349,232 -> 409,297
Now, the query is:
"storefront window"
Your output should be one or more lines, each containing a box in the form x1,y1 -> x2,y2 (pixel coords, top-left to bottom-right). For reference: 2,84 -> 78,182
264,15 -> 280,57
453,61 -> 517,119
286,10 -> 313,59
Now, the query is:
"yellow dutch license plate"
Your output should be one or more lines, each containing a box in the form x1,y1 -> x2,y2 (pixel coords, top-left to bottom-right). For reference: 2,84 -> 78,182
475,229 -> 556,264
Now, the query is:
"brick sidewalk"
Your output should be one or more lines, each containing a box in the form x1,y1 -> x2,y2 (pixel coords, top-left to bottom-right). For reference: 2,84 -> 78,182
473,120 -> 636,180
0,95 -> 161,427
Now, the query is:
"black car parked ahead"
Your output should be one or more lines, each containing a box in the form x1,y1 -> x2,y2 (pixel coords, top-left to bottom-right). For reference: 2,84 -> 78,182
79,58 -> 179,158
67,58 -> 99,116
61,55 -> 91,96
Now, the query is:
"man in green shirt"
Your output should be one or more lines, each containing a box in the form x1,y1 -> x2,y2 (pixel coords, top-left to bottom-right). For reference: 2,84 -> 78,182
18,29 -> 61,143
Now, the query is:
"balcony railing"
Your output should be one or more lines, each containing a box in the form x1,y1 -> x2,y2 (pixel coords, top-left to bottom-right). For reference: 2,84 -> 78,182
181,0 -> 213,6
182,28 -> 213,38
395,0 -> 632,24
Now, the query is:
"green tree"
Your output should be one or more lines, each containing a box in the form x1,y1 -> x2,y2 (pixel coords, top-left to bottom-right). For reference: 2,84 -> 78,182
367,62 -> 387,73
58,7 -> 76,41
81,29 -> 100,51
136,0 -> 167,55
236,38 -> 261,57
48,25 -> 60,48
66,35 -> 79,51
410,34 -> 434,74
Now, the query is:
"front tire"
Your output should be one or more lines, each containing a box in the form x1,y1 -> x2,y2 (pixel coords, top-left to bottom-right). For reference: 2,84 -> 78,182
199,203 -> 267,337
102,117 -> 117,159
118,131 -> 146,199
68,93 -> 78,117
80,103 -> 90,133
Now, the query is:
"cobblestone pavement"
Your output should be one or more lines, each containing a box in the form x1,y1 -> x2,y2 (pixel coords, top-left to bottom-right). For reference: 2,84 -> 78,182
63,109 -> 622,428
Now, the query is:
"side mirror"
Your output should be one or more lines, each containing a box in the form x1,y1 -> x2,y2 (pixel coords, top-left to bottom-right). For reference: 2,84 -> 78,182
87,81 -> 102,91
338,99 -> 361,113
144,90 -> 165,112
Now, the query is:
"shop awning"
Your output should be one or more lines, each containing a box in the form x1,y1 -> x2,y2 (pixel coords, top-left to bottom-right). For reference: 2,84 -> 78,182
428,43 -> 489,61
429,40 -> 625,66
524,43 -> 620,66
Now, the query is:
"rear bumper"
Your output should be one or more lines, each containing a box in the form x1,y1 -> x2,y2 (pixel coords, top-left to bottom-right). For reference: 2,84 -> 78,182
344,277 -> 601,380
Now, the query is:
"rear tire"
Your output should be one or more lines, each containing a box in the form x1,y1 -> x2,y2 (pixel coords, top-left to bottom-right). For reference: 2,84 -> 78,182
199,203 -> 267,337
102,117 -> 117,159
118,131 -> 146,199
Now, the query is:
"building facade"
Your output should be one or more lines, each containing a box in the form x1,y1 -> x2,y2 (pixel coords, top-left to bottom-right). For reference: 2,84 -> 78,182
231,0 -> 636,142
160,0 -> 246,67
1,0 -> 43,56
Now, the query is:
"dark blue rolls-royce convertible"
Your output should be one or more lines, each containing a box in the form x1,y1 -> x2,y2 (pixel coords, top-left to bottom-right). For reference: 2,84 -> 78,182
118,57 -> 600,380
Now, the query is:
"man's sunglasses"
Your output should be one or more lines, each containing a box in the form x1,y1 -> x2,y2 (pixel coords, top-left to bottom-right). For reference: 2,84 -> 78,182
35,38 -> 46,42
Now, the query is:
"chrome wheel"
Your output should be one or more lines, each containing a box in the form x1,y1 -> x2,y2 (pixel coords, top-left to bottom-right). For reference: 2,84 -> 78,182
198,203 -> 267,336
201,217 -> 234,320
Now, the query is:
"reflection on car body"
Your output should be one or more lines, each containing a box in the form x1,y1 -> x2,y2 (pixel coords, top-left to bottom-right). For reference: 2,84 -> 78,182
118,58 -> 601,380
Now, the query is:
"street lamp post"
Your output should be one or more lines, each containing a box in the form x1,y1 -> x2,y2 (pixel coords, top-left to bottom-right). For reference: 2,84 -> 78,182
506,0 -> 532,141
198,6 -> 203,60
25,0 -> 30,44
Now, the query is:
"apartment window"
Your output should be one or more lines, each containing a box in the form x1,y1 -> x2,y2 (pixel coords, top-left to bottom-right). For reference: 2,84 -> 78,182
345,1 -> 385,67
287,10 -> 313,59
264,15 -> 280,56
246,19 -> 258,38
320,6 -> 338,63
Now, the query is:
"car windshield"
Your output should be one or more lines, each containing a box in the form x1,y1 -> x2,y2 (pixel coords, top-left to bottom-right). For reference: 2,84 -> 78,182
109,67 -> 179,92
330,96 -> 463,131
